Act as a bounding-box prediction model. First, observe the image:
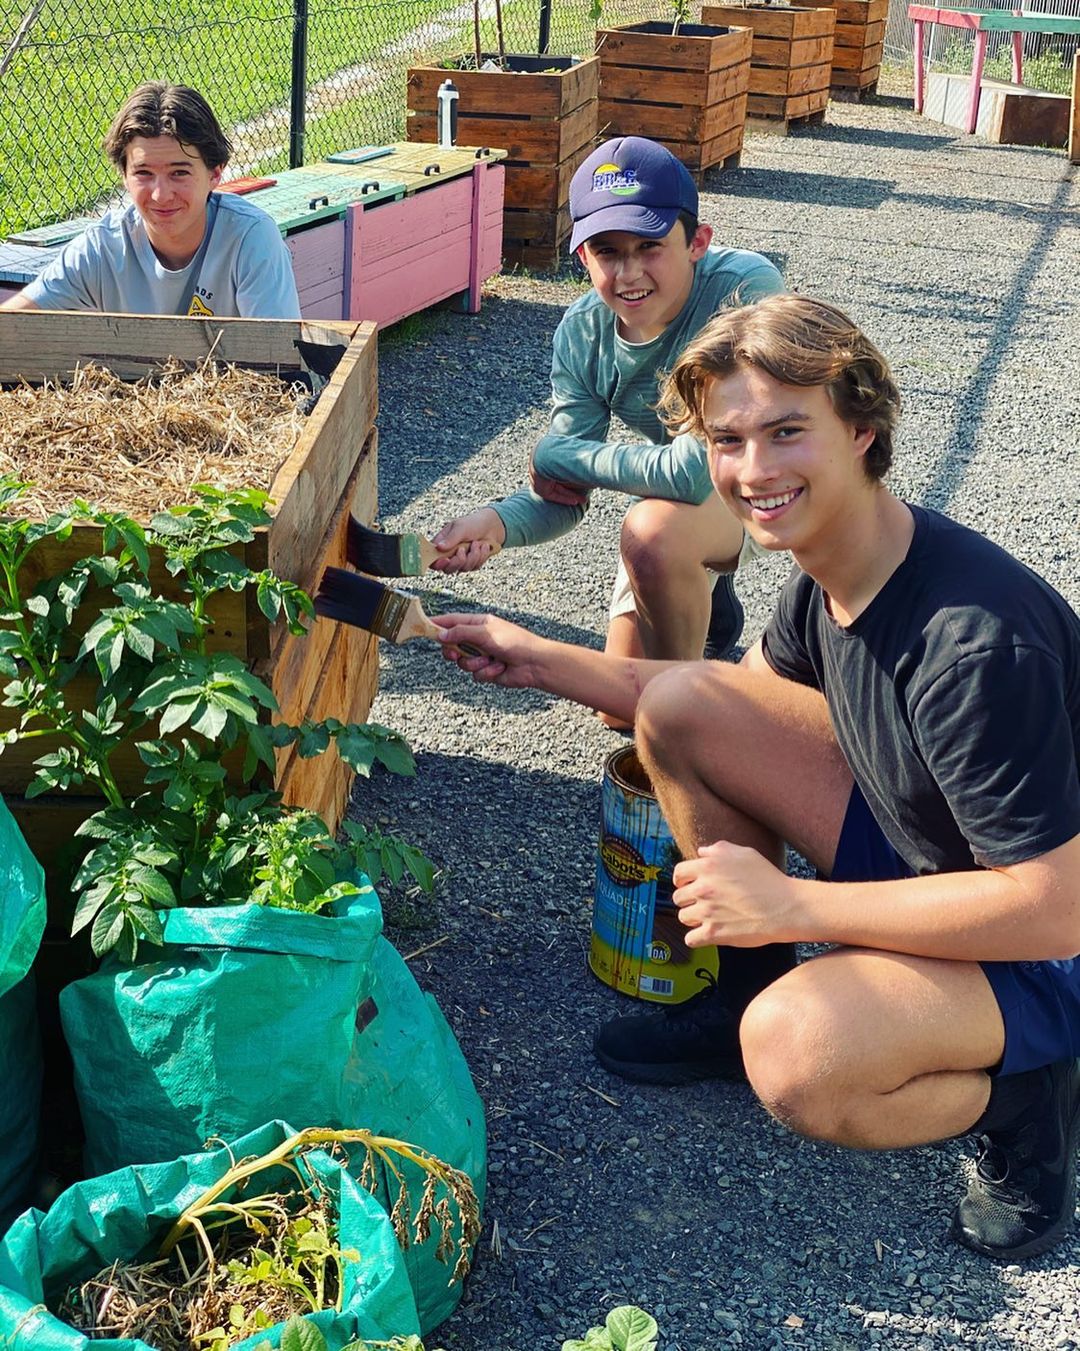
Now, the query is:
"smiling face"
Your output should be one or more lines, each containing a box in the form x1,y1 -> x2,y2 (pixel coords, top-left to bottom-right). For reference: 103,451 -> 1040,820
122,134 -> 222,268
702,366 -> 877,561
578,221 -> 712,344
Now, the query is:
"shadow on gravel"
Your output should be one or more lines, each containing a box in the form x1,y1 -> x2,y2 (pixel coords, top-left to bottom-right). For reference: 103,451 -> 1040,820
895,188 -> 1080,226
919,167 -> 1077,513
378,294 -> 572,516
810,124 -> 957,152
711,168 -> 895,210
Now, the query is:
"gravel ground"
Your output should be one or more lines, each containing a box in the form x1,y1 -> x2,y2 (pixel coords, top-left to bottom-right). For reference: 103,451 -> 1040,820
350,83 -> 1080,1351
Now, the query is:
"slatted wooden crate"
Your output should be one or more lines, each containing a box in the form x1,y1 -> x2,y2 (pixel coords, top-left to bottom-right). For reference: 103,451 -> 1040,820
817,0 -> 887,96
596,22 -> 752,176
0,312 -> 380,847
407,55 -> 599,270
703,3 -> 836,128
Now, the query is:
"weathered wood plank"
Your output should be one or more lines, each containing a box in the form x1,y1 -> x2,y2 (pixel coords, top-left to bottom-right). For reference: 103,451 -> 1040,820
704,3 -> 835,40
597,23 -> 752,74
0,313 -> 359,385
407,57 -> 600,120
752,33 -> 835,67
599,56 -> 749,107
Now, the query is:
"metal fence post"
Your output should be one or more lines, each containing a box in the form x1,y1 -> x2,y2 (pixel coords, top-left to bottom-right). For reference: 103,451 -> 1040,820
290,0 -> 309,167
538,0 -> 553,53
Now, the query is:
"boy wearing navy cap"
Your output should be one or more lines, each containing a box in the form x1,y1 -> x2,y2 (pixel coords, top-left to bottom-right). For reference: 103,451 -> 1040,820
433,136 -> 785,686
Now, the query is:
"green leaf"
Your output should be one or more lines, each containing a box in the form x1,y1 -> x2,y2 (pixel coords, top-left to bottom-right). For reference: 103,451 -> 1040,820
372,735 -> 416,778
562,1333 -> 612,1351
159,697 -> 199,734
280,1315 -> 328,1351
71,885 -> 107,936
297,723 -> 330,758
401,844 -> 436,893
125,624 -> 156,662
130,866 -> 177,907
91,901 -> 127,957
189,699 -> 229,740
606,1307 -> 658,1351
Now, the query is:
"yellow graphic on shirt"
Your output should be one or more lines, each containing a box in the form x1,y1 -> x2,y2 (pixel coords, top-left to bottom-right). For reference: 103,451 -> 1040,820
187,294 -> 214,317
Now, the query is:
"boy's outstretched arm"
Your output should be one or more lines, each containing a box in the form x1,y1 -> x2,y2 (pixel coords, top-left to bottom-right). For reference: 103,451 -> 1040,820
432,611 -> 674,723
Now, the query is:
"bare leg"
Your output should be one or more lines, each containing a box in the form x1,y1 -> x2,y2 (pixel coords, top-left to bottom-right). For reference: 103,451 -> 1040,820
620,495 -> 743,661
597,614 -> 642,731
740,948 -> 1002,1147
637,657 -> 853,872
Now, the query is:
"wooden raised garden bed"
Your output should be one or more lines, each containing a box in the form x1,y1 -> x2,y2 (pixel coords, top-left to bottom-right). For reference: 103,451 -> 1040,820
407,55 -> 600,270
0,312 -> 380,848
703,3 -> 836,129
596,22 -> 753,176
818,0 -> 887,97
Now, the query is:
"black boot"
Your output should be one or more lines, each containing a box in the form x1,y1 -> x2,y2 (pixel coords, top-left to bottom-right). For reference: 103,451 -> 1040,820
702,573 -> 744,661
950,1058 -> 1080,1260
593,944 -> 796,1086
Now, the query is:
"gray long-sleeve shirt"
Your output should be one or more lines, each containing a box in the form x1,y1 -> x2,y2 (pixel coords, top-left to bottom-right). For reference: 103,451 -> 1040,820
493,245 -> 785,548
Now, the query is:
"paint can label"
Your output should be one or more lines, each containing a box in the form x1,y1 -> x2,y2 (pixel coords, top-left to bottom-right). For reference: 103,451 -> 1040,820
589,745 -> 719,1004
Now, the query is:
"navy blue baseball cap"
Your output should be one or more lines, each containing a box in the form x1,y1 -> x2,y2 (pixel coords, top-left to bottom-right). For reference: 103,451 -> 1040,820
569,136 -> 699,252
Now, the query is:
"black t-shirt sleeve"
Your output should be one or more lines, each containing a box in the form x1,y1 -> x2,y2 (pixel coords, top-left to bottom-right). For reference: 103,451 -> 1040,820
912,644 -> 1080,867
762,567 -> 822,690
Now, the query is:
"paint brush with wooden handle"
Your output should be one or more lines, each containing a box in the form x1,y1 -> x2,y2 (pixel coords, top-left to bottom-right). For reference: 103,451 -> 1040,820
314,567 -> 483,653
346,514 -> 445,578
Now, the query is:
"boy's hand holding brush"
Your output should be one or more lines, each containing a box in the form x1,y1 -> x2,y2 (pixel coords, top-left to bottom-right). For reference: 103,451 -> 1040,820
347,514 -> 501,578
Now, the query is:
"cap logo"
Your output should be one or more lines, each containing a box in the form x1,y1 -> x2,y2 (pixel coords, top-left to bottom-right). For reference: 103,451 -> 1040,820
592,163 -> 640,197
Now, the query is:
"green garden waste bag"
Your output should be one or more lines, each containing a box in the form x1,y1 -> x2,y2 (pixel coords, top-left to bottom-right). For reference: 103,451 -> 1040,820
58,884 -> 486,1337
0,794 -> 47,1232
0,1119 -> 420,1349
343,937 -> 487,1334
59,888 -> 384,1178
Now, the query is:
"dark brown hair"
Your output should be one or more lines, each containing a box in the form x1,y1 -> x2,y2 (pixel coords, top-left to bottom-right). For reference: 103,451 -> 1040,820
658,294 -> 900,480
104,82 -> 232,171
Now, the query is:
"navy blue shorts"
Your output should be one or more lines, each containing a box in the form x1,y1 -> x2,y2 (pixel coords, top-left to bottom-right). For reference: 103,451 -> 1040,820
832,786 -> 1080,1077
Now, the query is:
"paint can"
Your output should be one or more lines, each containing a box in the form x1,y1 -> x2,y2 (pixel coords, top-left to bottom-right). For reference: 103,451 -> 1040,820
588,745 -> 719,1004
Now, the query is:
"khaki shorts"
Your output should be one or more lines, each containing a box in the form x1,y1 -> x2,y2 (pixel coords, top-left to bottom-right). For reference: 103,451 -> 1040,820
608,528 -> 761,621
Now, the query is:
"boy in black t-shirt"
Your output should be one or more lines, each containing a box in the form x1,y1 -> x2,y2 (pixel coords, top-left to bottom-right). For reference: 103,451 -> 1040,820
435,295 -> 1080,1260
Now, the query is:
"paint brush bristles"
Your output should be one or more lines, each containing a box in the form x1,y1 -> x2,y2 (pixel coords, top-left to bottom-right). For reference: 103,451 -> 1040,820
346,514 -> 443,578
315,568 -> 439,644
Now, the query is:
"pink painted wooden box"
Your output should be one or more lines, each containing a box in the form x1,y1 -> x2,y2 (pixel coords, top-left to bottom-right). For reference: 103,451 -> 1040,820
344,156 -> 505,327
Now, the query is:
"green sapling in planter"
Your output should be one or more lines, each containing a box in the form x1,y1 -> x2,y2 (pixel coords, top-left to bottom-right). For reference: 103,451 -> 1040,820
0,474 -> 433,958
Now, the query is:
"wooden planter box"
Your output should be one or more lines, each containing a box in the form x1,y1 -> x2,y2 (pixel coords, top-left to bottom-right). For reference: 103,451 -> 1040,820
407,54 -> 600,269
703,3 -> 836,127
818,0 -> 886,95
0,313 -> 380,851
596,22 -> 752,176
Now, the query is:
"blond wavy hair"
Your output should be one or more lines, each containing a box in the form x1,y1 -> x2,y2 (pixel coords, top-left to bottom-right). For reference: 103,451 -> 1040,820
658,294 -> 900,480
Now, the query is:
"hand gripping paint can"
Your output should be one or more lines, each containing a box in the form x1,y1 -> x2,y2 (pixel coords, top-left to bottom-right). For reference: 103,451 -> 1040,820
589,745 -> 719,1004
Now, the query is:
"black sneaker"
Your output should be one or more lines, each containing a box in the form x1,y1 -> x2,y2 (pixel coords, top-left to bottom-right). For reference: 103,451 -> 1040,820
593,969 -> 745,1085
703,573 -> 744,661
950,1058 -> 1080,1260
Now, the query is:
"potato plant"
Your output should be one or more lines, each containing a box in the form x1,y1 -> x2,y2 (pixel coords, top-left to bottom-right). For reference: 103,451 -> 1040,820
0,475 -> 434,960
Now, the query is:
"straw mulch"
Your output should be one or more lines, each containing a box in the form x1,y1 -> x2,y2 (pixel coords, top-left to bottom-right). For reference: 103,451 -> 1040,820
1,359 -> 309,520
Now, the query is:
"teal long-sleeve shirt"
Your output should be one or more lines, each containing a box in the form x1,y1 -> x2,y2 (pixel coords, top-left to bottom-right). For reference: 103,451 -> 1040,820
493,245 -> 786,548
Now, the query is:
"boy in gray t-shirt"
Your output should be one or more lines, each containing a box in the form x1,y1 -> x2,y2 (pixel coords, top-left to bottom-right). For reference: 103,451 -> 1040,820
432,137 -> 783,691
3,82 -> 299,320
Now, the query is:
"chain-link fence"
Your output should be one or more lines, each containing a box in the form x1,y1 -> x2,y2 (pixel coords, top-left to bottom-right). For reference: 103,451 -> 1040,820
4,0 -> 1078,236
0,0 -> 664,236
883,0 -> 1080,86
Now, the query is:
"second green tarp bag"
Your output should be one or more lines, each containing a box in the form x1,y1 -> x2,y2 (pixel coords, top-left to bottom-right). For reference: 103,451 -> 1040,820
0,1118 -> 420,1349
0,795 -> 47,1232
59,883 -> 485,1333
